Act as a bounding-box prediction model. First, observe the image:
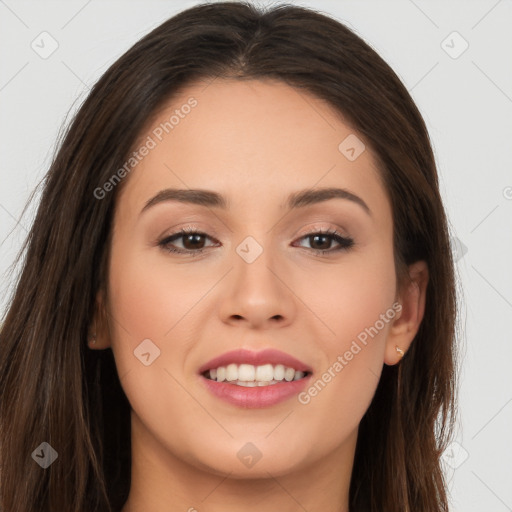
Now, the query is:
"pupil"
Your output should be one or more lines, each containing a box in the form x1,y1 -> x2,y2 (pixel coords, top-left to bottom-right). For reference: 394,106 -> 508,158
311,234 -> 330,250
184,234 -> 204,250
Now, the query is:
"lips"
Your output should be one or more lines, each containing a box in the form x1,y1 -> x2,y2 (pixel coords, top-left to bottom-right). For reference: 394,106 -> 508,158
197,348 -> 313,408
198,348 -> 313,375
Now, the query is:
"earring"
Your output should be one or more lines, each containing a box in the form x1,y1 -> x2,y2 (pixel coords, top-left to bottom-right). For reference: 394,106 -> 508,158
395,345 -> 404,359
90,333 -> 97,345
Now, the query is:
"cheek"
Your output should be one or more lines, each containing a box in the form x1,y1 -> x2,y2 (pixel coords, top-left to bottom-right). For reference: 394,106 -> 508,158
106,243 -> 208,442
291,246 -> 396,440
107,241 -> 211,343
305,243 -> 397,352
106,236 -> 216,390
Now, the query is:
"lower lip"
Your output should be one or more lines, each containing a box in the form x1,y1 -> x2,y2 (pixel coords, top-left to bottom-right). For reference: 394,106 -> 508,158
200,375 -> 312,408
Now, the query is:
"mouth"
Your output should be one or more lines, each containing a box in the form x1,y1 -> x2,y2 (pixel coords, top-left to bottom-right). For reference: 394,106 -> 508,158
198,348 -> 313,408
202,363 -> 312,387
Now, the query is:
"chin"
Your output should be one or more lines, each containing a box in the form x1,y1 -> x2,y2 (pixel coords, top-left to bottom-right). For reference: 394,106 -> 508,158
181,441 -> 309,479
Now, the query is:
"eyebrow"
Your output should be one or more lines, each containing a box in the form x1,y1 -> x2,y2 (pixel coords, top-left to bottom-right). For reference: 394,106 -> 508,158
139,186 -> 371,217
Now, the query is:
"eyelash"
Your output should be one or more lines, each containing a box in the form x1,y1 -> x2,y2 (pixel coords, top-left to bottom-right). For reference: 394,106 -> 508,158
157,226 -> 354,256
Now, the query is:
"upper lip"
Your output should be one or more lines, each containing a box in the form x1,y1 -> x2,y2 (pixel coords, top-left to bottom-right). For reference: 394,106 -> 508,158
198,348 -> 312,375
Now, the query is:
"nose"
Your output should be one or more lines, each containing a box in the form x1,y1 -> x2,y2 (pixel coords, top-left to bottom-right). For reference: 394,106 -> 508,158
218,245 -> 296,330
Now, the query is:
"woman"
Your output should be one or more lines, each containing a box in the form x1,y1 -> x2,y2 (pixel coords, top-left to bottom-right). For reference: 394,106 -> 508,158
0,2 -> 458,511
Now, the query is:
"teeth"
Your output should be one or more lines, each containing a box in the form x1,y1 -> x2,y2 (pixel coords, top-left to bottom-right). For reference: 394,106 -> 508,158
226,363 -> 238,381
232,379 -> 280,387
238,364 -> 255,381
216,367 -> 226,382
274,364 -> 285,380
284,367 -> 295,381
255,364 -> 274,381
206,364 -> 308,384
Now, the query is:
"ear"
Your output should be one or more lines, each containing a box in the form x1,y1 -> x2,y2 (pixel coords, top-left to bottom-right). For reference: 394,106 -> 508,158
88,289 -> 112,350
384,260 -> 429,365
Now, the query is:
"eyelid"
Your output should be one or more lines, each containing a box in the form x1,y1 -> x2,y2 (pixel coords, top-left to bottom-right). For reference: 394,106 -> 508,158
156,224 -> 218,245
294,222 -> 351,238
157,222 -> 351,243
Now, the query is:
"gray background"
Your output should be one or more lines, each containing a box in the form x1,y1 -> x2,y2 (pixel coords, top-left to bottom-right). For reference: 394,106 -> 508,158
1,1 -> 511,510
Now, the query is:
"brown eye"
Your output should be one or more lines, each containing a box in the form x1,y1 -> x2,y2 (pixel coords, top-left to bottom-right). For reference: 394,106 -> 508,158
158,229 -> 218,255
180,233 -> 207,250
158,228 -> 354,256
294,229 -> 354,254
308,234 -> 332,251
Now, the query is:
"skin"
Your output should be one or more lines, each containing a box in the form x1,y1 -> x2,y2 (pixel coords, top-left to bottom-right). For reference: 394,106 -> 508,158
90,78 -> 428,512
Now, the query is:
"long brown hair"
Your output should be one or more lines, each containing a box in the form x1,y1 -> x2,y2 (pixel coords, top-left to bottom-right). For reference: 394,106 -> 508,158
0,2 -> 458,510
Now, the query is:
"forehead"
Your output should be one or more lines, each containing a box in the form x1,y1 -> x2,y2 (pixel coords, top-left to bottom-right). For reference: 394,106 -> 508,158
117,78 -> 390,221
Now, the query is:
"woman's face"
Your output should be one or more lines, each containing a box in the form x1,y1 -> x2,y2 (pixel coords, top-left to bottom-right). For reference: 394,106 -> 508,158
102,78 -> 402,478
